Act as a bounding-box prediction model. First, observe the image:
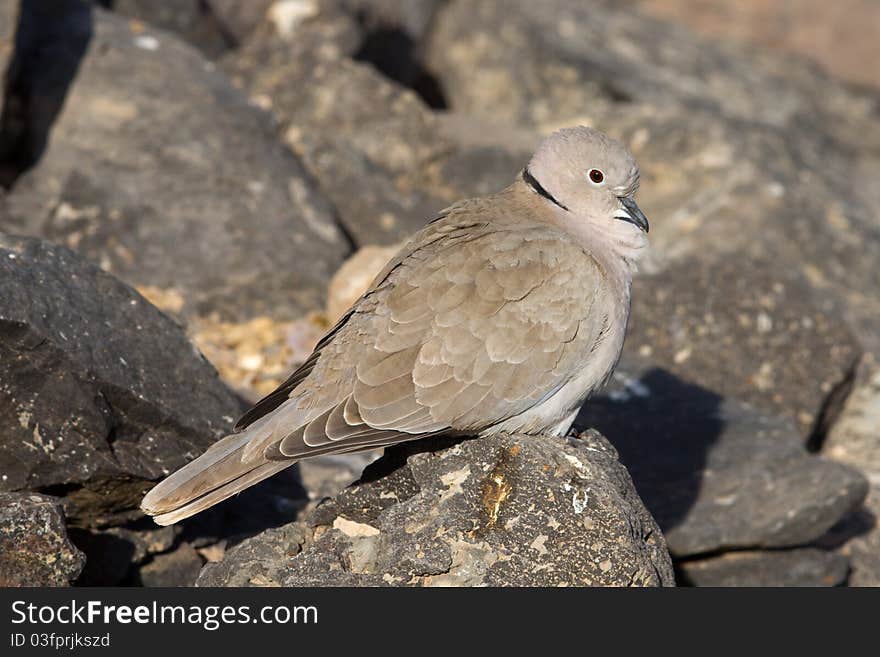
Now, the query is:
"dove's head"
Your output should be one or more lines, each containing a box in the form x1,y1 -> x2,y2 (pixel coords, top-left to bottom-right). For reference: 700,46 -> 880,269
524,126 -> 648,263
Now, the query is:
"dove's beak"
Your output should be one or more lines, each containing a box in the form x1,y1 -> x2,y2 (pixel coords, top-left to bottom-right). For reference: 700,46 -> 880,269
615,196 -> 650,233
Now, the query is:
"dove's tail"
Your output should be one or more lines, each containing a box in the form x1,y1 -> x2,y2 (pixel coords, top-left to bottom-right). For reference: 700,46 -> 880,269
140,429 -> 294,526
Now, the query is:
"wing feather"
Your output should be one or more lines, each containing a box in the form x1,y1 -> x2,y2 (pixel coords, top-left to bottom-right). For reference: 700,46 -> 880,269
235,212 -> 609,464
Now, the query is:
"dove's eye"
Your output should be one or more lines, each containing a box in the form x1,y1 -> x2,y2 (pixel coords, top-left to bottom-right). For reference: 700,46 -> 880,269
588,169 -> 605,184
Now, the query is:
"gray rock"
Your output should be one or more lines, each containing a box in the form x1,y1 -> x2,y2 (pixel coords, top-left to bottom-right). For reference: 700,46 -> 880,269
577,356 -> 869,557
0,492 -> 85,586
0,235 -> 243,522
198,431 -> 674,587
627,250 -> 861,439
0,0 -> 92,188
206,0 -> 273,45
628,0 -> 880,91
106,0 -> 232,57
424,0 -> 880,146
823,358 -> 880,586
223,4 -> 451,247
222,5 -> 547,249
197,523 -> 311,587
67,522 -> 183,586
298,452 -> 377,502
1,8 -> 349,322
138,543 -> 204,587
342,0 -> 441,44
678,548 -> 849,587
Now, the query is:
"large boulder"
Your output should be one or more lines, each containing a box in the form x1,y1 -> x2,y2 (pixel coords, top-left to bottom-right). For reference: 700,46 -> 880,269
424,0 -> 880,146
1,7 -> 349,322
0,492 -> 85,586
197,431 -> 675,586
0,234 -> 243,522
577,356 -> 869,558
626,250 -> 861,439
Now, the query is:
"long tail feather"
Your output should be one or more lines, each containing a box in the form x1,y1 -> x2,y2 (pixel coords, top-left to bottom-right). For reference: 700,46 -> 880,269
149,460 -> 293,526
140,429 -> 294,526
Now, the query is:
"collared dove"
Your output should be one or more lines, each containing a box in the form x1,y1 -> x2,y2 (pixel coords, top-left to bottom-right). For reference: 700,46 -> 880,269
142,126 -> 650,525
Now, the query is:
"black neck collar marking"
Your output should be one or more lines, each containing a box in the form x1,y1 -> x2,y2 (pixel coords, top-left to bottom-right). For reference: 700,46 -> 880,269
522,168 -> 569,211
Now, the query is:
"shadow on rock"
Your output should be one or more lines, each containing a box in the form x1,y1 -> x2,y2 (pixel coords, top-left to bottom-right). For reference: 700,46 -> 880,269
0,0 -> 92,187
578,367 -> 721,535
577,359 -> 870,562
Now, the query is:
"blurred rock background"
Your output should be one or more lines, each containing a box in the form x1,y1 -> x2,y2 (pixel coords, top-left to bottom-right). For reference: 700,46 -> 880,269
0,0 -> 878,586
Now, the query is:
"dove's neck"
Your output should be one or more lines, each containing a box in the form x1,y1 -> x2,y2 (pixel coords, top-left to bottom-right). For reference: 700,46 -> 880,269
577,225 -> 645,277
509,179 -> 645,279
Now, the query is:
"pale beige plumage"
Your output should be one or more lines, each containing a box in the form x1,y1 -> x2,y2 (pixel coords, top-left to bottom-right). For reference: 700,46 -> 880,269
142,126 -> 650,525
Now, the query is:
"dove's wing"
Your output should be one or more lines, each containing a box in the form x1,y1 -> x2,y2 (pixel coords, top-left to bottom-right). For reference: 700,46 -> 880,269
242,212 -> 612,461
142,206 -> 615,525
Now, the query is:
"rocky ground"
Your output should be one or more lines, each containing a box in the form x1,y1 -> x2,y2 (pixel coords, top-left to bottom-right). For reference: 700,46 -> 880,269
0,0 -> 878,586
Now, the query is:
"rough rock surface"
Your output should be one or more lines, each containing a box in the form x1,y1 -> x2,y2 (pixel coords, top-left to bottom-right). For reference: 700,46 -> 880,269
105,0 -> 233,57
626,251 -> 861,439
207,0 -> 274,45
425,0 -> 880,142
577,356 -> 869,557
632,0 -> 880,90
197,431 -> 674,586
0,235 -> 243,521
823,358 -> 880,586
678,548 -> 849,587
137,543 -> 204,587
222,2 -> 539,249
0,492 -> 85,586
1,8 -> 349,322
223,2 -> 451,247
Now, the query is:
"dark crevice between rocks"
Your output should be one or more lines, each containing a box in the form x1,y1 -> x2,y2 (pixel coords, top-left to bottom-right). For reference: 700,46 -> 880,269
36,477 -> 151,527
352,24 -> 449,109
36,481 -> 84,500
330,205 -> 360,256
0,0 -> 93,189
673,543 -> 823,564
807,354 -> 861,453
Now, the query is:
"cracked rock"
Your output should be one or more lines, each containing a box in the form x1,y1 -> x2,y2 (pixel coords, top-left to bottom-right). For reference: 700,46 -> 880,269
197,431 -> 674,587
0,235 -> 244,523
